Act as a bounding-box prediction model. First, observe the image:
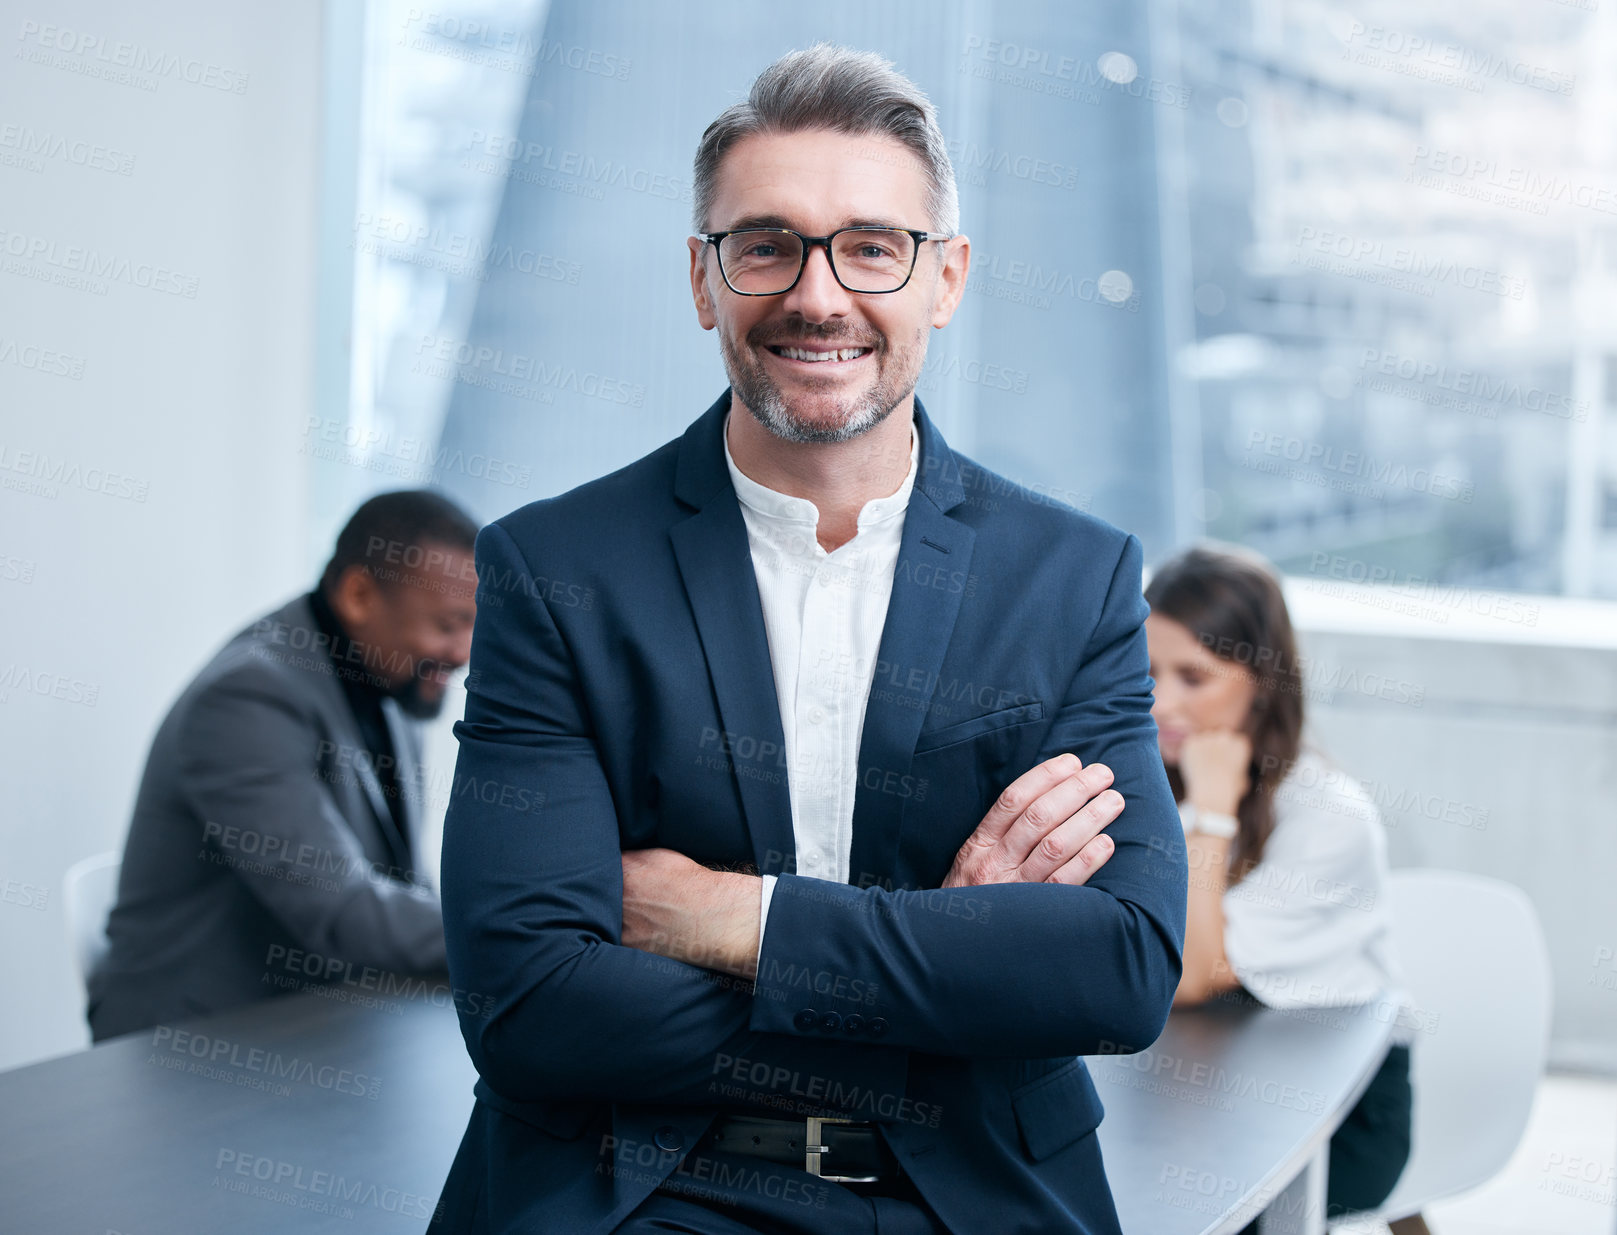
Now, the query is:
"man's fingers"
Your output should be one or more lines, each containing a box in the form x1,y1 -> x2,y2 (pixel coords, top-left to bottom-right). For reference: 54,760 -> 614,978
969,753 -> 1083,848
947,757 -> 1122,888
1043,832 -> 1116,887
997,763 -> 1115,871
1013,782 -> 1123,883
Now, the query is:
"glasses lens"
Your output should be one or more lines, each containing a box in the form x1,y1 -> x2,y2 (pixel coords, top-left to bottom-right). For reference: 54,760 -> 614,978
718,231 -> 804,294
832,229 -> 916,292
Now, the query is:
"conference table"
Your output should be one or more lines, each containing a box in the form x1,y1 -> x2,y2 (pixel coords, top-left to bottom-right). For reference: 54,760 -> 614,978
1089,997 -> 1396,1233
0,989 -> 1393,1234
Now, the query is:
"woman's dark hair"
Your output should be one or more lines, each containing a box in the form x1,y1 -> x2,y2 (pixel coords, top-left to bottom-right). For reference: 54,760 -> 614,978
1144,541 -> 1305,874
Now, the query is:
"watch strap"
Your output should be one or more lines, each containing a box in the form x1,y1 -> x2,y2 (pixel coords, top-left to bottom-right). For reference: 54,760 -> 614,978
1181,803 -> 1239,839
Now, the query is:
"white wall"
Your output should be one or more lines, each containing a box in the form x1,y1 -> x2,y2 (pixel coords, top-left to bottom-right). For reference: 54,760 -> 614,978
0,0 -> 325,1070
1289,585 -> 1617,1074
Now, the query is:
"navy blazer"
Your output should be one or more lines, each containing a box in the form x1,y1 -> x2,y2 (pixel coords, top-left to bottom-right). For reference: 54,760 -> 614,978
432,391 -> 1188,1234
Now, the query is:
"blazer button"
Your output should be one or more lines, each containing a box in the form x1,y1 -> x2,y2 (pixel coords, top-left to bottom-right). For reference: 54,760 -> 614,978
654,1126 -> 683,1153
867,1017 -> 890,1038
842,1014 -> 866,1035
794,1008 -> 819,1031
819,1011 -> 843,1033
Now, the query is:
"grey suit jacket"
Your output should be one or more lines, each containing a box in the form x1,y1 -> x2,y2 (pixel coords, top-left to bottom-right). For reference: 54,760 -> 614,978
87,595 -> 448,1041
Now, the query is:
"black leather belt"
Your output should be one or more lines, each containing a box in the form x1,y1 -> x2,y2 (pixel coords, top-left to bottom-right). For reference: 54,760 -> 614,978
707,1115 -> 897,1183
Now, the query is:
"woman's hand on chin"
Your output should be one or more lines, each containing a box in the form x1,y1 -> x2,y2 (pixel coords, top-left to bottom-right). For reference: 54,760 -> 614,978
1178,729 -> 1251,816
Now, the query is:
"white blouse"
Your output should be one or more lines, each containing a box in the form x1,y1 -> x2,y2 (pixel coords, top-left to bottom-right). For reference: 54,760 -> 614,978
1199,746 -> 1418,1046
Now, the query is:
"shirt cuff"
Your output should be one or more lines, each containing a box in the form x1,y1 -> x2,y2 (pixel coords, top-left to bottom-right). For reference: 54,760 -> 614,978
754,874 -> 777,978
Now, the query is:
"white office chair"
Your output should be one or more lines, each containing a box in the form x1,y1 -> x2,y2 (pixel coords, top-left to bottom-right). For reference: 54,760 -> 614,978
1342,869 -> 1551,1229
62,851 -> 122,991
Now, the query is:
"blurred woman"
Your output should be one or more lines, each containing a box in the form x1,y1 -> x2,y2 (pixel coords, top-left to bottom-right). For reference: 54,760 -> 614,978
1145,542 -> 1419,1228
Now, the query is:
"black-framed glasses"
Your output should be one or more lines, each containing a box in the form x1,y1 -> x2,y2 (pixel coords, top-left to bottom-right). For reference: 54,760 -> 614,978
697,226 -> 953,296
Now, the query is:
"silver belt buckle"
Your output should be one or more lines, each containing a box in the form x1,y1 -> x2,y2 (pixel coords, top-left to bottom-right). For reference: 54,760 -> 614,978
804,1116 -> 881,1183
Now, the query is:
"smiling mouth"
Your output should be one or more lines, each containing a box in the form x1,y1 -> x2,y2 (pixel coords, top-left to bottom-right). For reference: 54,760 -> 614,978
766,344 -> 872,364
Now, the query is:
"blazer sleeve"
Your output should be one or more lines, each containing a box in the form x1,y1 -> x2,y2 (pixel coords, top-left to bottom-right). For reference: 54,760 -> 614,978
179,672 -> 448,975
440,520 -> 909,1110
748,532 -> 1188,1058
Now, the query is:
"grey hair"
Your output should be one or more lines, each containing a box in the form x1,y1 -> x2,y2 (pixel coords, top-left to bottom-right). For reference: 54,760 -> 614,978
691,43 -> 959,236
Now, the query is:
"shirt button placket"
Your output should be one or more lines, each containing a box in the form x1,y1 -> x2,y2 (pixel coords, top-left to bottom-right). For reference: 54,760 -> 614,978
798,558 -> 838,883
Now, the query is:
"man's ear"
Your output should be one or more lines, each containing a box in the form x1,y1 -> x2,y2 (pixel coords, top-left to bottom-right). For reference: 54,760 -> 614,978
930,234 -> 971,329
688,236 -> 718,331
330,564 -> 381,629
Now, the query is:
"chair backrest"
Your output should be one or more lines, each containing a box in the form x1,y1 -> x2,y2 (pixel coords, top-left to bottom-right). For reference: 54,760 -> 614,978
1376,868 -> 1551,1219
62,851 -> 122,990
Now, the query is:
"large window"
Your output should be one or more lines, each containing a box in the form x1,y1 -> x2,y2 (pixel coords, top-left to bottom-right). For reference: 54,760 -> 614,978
326,0 -> 1617,603
1177,0 -> 1615,602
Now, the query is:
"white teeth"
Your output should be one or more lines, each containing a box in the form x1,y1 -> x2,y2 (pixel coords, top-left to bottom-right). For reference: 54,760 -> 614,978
775,346 -> 868,363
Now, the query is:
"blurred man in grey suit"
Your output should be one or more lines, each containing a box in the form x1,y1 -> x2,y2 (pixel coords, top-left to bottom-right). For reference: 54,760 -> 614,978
88,490 -> 479,1041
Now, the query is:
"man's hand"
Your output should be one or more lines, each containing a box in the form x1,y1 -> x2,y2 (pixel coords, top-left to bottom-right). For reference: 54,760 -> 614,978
620,848 -> 762,980
943,752 -> 1122,888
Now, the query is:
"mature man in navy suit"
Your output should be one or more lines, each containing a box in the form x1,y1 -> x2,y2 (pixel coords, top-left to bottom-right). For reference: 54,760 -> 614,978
432,43 -> 1187,1235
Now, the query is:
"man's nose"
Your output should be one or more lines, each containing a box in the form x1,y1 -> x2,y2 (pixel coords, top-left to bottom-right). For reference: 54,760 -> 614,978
780,242 -> 852,322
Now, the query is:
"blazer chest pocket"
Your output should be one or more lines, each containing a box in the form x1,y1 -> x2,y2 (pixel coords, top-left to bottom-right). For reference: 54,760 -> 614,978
1011,1058 -> 1105,1162
913,701 -> 1044,756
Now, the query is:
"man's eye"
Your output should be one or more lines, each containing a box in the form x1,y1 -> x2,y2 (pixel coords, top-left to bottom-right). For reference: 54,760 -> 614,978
1180,671 -> 1204,687
741,242 -> 781,258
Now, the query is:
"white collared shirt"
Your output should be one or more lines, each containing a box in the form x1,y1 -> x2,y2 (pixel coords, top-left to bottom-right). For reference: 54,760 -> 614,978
721,411 -> 919,961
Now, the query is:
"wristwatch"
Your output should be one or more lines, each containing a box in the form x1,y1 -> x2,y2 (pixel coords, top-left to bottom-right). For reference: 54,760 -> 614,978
1180,803 -> 1239,839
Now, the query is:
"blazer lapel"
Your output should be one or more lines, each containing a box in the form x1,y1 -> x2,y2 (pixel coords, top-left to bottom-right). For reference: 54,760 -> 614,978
667,393 -> 976,889
848,405 -> 975,890
380,697 -> 423,870
276,597 -> 415,872
337,699 -> 413,874
669,393 -> 796,877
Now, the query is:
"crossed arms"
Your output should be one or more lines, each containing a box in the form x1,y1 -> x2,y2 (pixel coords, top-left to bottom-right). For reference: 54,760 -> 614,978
621,752 -> 1136,979
439,520 -> 1187,1113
